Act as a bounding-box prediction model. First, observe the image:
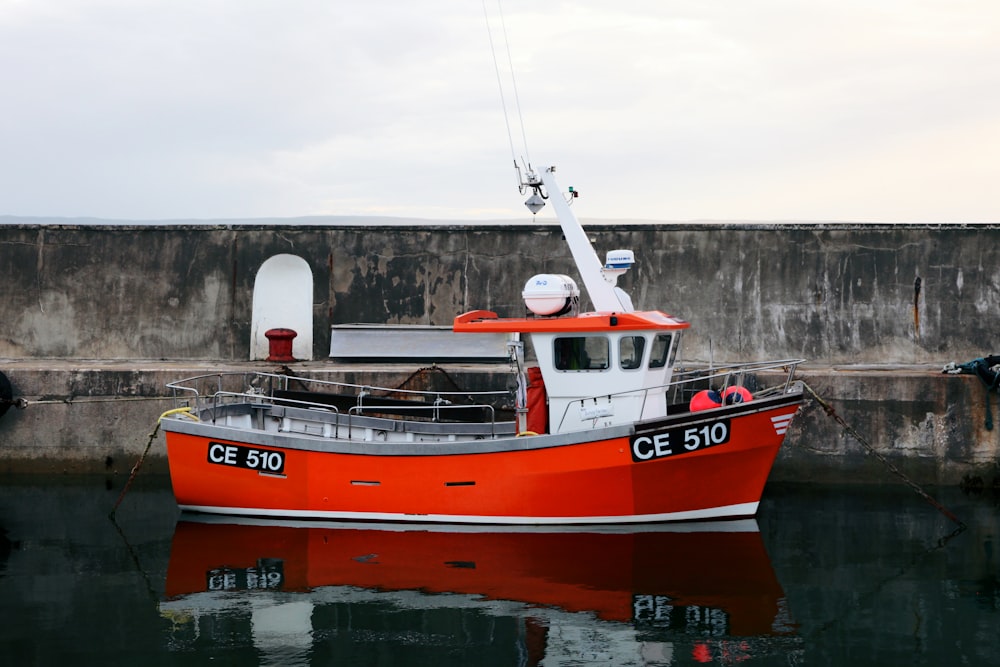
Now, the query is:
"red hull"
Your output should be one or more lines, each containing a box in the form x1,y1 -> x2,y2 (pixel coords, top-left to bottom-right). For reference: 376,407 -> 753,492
165,400 -> 800,523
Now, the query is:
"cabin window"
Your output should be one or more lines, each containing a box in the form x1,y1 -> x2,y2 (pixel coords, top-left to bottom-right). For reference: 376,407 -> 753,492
619,336 -> 646,370
554,336 -> 609,371
648,334 -> 672,369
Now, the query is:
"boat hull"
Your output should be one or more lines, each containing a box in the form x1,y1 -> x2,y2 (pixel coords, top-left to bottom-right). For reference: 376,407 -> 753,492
163,391 -> 802,524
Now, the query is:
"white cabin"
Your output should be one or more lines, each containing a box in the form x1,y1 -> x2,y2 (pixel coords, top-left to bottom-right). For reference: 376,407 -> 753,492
454,309 -> 688,434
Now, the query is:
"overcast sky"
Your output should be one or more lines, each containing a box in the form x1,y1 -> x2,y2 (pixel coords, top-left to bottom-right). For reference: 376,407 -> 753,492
2,1 -> 998,223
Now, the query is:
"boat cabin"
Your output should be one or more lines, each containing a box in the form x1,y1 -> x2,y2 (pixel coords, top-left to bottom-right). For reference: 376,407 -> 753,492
454,307 -> 689,435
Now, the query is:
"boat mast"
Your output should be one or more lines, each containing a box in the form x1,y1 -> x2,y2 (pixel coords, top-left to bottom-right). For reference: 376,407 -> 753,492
522,166 -> 632,313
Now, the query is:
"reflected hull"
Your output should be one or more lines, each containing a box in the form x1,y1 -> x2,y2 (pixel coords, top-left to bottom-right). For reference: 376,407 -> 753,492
164,518 -> 791,636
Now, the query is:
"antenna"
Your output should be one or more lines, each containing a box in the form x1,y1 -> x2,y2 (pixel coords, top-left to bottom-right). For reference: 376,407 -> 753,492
539,166 -> 632,313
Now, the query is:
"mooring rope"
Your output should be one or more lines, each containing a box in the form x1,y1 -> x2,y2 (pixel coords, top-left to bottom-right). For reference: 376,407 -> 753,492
943,356 -> 1000,431
801,381 -> 966,530
109,407 -> 198,518
19,395 -> 176,406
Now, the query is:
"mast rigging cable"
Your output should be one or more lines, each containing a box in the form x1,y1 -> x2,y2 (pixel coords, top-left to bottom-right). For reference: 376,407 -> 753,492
483,0 -> 533,190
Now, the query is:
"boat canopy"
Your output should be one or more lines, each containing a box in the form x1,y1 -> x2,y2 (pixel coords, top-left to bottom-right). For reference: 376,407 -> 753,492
453,309 -> 690,334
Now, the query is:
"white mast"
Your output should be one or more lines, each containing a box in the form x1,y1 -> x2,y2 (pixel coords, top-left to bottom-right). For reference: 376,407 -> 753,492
526,166 -> 632,313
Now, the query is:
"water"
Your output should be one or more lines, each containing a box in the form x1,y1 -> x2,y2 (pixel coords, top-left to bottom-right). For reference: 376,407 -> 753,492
0,474 -> 996,666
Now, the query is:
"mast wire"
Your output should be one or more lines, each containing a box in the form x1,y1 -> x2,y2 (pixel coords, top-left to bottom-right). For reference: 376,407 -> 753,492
496,0 -> 532,170
483,0 -> 532,186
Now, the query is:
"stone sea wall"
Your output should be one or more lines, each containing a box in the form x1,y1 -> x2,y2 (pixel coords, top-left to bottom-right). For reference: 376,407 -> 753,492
1,222 -> 998,363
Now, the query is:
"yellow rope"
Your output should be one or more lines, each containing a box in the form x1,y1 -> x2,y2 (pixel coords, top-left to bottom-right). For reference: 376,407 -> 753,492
158,406 -> 199,422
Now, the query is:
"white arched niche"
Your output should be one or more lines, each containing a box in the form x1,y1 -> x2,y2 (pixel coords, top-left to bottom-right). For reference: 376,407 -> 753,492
250,254 -> 313,361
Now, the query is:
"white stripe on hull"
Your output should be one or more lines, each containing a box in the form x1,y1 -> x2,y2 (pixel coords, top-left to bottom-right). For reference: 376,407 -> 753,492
177,501 -> 760,526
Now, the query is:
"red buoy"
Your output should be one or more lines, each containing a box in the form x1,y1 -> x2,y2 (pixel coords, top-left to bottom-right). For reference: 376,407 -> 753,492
689,389 -> 722,412
723,386 -> 753,404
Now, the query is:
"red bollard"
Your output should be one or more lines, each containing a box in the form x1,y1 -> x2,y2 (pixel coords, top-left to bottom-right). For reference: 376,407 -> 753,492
264,328 -> 297,362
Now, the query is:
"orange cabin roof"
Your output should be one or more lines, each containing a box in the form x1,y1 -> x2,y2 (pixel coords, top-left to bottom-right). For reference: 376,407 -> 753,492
452,309 -> 690,334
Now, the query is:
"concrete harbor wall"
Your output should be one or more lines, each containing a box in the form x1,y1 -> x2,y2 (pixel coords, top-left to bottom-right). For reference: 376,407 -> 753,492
1,221 -> 999,483
2,222 -> 999,363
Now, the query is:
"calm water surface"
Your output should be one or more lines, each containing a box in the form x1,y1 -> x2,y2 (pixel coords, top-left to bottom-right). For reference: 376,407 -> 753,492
0,474 -> 996,666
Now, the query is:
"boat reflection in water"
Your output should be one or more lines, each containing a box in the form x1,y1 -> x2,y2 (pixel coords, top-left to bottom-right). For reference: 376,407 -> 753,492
160,518 -> 798,665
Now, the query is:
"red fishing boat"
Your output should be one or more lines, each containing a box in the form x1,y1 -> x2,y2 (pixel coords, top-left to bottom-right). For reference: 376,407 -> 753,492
161,165 -> 804,524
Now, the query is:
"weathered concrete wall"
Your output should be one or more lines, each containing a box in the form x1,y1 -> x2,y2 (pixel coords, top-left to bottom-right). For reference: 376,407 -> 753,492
776,367 -> 999,486
2,223 -> 998,364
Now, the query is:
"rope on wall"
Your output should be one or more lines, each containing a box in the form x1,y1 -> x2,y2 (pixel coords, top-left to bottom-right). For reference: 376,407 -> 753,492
802,381 -> 966,532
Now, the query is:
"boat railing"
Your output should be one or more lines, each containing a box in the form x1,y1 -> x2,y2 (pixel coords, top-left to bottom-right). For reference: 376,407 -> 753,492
666,358 -> 804,404
346,403 -> 500,438
166,371 -> 512,436
554,358 -> 804,431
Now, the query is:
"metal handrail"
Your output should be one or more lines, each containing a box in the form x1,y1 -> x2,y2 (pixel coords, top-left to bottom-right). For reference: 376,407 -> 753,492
166,371 -> 510,404
168,374 -> 507,440
555,359 -> 804,431
168,362 -> 802,438
205,389 -> 341,422
347,402 -> 499,439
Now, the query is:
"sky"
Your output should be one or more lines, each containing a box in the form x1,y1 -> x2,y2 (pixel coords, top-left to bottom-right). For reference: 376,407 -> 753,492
1,0 -> 998,223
